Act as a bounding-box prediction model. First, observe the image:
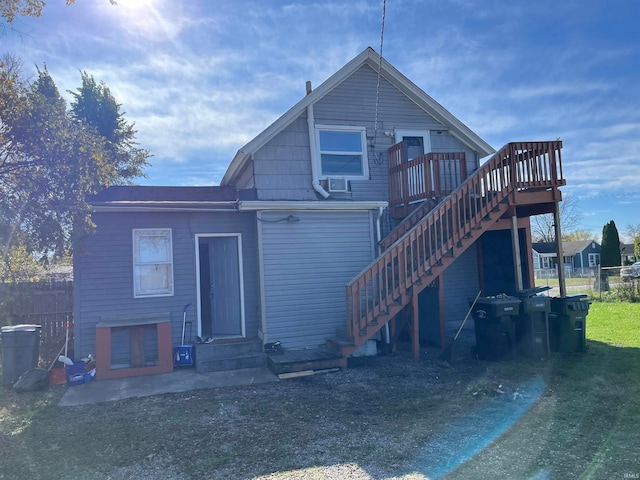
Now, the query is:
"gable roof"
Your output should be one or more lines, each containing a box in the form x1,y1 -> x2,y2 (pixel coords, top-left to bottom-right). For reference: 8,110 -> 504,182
221,47 -> 495,185
533,240 -> 599,256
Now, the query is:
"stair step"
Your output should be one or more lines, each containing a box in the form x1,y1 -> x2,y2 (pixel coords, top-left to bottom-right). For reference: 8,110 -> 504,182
195,353 -> 267,373
194,339 -> 266,373
194,339 -> 263,361
267,347 -> 346,375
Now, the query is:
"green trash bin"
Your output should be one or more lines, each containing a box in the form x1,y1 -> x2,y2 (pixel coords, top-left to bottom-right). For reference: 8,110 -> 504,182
1,324 -> 42,387
516,295 -> 551,358
550,295 -> 590,353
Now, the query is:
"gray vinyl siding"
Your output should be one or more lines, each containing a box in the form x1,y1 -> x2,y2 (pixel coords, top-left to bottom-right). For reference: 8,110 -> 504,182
442,244 -> 480,334
259,210 -> 375,348
250,64 -> 480,202
253,116 -> 316,200
234,159 -> 255,190
314,65 -> 476,200
73,211 -> 260,360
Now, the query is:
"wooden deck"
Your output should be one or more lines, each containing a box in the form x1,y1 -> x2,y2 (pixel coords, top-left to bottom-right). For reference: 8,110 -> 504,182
342,141 -> 565,359
266,347 -> 347,376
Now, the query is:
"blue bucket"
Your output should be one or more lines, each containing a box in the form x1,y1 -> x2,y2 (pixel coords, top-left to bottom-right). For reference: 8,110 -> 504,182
174,345 -> 193,367
65,361 -> 86,386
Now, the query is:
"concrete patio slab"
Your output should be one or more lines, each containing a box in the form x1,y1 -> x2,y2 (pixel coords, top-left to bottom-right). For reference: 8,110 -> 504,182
58,366 -> 278,406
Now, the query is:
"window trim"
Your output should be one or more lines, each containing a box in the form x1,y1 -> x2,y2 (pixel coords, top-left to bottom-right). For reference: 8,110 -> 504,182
315,125 -> 369,180
133,228 -> 174,298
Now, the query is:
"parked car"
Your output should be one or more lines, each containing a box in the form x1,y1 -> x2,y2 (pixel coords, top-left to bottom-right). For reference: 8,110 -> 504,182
620,261 -> 640,280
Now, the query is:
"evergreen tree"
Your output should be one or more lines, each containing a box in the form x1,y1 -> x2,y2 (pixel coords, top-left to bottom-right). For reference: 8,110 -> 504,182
600,220 -> 622,267
0,58 -> 150,266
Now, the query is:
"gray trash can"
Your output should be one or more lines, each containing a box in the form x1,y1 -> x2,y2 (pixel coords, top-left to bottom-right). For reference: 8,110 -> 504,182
516,295 -> 551,358
1,325 -> 42,387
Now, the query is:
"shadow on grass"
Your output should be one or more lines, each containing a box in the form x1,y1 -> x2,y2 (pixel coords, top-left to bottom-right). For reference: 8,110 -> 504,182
439,340 -> 640,479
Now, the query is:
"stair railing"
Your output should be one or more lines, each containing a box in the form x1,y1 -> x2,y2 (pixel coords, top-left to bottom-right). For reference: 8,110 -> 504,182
346,141 -> 563,345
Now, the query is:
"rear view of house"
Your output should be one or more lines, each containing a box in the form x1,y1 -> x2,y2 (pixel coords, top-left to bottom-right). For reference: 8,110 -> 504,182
74,47 -> 565,379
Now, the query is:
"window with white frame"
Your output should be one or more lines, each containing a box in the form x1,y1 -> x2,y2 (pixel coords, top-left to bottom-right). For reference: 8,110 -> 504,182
133,229 -> 174,298
316,126 -> 368,179
588,253 -> 600,267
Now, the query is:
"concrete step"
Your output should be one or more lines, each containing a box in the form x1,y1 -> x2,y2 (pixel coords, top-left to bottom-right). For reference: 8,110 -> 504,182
194,339 -> 266,373
194,338 -> 262,361
196,353 -> 267,373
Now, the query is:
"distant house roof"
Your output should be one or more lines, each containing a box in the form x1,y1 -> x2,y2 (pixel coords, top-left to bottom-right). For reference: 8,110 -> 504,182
620,243 -> 635,255
533,240 -> 599,256
221,47 -> 495,186
532,242 -> 557,255
88,186 -> 239,211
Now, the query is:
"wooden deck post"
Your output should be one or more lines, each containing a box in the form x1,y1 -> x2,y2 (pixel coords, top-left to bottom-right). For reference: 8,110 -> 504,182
554,201 -> 567,297
411,292 -> 420,362
510,215 -> 524,291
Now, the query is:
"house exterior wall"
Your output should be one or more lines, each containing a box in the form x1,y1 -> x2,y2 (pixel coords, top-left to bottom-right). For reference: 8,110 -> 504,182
258,210 -> 376,348
442,244 -> 481,332
250,65 -> 479,204
573,242 -> 601,269
73,211 -> 260,360
252,116 -> 316,200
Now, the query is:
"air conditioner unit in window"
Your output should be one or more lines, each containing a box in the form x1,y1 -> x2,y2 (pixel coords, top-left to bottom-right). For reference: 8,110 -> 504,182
327,177 -> 348,193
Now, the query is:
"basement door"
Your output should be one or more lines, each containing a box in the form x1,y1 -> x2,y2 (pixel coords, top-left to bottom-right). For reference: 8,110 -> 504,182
196,235 -> 245,338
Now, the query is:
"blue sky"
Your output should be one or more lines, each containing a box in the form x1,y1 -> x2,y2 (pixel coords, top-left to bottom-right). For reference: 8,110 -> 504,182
4,0 -> 640,240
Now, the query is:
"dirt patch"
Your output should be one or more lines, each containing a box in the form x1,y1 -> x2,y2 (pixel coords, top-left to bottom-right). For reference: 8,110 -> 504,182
1,338 -> 639,479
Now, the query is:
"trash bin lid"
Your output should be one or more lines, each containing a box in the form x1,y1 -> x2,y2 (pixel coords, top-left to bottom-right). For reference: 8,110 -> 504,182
515,286 -> 552,297
0,324 -> 42,333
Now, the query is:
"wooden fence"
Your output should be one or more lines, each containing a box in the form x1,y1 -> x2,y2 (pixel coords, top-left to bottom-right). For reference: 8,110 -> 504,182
0,281 -> 73,362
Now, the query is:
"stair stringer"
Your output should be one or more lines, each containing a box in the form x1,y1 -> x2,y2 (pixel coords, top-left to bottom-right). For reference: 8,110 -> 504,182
335,200 -> 510,357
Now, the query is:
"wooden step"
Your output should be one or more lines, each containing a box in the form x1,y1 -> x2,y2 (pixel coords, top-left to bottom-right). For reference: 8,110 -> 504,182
267,347 -> 346,375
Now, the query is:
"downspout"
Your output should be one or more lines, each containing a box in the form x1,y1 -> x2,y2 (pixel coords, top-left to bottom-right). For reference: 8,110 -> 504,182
376,206 -> 384,255
307,102 -> 330,199
376,206 -> 391,345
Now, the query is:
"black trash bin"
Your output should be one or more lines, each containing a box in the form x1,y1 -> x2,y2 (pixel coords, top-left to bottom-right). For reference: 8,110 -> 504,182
471,295 -> 521,361
549,295 -> 590,353
1,324 -> 42,387
515,294 -> 551,358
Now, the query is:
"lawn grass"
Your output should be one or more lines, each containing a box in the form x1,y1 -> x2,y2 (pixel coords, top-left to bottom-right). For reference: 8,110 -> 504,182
446,301 -> 640,479
1,302 -> 639,479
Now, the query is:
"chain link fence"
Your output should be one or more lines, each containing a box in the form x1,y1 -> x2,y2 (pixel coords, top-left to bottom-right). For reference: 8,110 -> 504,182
534,266 -> 640,301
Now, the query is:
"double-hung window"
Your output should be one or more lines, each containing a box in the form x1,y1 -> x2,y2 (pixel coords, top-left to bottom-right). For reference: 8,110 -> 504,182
316,126 -> 368,179
133,228 -> 174,298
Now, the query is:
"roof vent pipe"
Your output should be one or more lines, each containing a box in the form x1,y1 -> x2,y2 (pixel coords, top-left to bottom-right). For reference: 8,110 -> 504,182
307,103 -> 330,199
305,81 -> 312,95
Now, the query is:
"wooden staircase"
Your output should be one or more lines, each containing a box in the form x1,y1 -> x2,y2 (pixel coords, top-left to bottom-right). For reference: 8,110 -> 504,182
331,141 -> 565,358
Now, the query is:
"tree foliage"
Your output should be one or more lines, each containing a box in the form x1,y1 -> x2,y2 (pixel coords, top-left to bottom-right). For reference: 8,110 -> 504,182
0,0 -> 47,23
601,220 -> 622,267
635,236 -> 640,259
562,229 -> 594,242
1,0 -> 115,25
0,55 -> 150,272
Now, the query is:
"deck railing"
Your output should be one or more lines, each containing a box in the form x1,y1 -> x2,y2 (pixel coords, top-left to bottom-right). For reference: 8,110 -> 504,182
346,141 -> 564,345
389,142 -> 467,218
